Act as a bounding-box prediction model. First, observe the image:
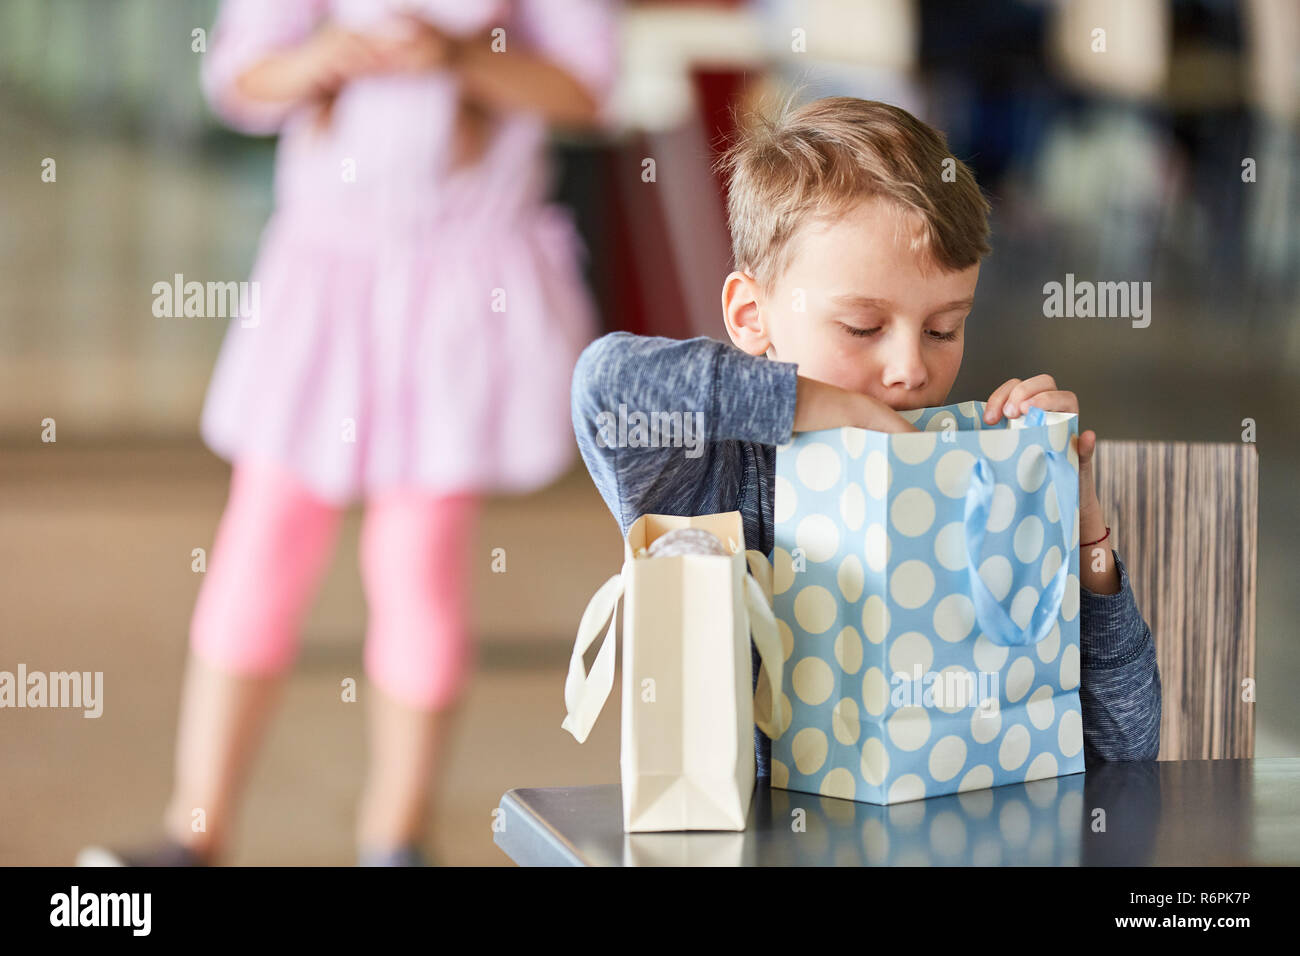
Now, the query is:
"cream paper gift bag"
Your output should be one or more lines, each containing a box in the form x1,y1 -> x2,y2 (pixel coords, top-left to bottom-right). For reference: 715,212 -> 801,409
561,511 -> 787,832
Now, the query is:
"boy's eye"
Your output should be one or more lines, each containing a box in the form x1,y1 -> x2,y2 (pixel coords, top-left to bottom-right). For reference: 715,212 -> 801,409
840,323 -> 959,342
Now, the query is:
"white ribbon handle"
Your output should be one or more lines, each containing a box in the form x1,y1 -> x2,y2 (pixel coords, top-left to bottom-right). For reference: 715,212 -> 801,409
744,550 -> 788,740
745,549 -> 773,604
561,551 -> 788,745
560,571 -> 625,744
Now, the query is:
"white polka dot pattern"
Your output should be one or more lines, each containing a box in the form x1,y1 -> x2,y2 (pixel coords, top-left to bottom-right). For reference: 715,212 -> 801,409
772,401 -> 1084,806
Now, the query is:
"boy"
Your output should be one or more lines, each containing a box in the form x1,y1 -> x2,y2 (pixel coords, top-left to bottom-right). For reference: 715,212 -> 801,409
571,96 -> 1161,782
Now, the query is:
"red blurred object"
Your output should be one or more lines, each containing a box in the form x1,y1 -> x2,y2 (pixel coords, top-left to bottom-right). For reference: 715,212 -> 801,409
590,4 -> 760,339
691,67 -> 751,216
600,135 -> 693,339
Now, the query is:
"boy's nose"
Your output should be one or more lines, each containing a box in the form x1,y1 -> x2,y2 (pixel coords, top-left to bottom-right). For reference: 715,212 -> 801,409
881,349 -> 927,392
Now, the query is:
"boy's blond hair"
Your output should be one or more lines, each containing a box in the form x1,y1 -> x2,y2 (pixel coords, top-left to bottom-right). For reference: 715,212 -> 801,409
714,95 -> 992,294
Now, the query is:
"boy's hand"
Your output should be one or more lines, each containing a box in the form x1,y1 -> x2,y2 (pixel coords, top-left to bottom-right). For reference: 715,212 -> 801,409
983,375 -> 1102,529
793,377 -> 920,434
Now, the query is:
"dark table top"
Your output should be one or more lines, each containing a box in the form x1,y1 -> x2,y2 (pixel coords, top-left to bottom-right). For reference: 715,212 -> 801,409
494,758 -> 1300,865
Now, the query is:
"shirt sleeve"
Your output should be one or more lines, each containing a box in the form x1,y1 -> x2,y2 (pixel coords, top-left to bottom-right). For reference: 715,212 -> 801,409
510,0 -> 621,126
570,331 -> 799,531
200,0 -> 328,135
1077,548 -> 1163,764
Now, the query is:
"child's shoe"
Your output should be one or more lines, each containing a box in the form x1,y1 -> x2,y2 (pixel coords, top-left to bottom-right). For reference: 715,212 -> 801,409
76,837 -> 212,867
357,843 -> 436,866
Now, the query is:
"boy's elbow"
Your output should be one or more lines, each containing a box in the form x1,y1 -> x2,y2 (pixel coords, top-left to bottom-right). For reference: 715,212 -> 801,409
1127,665 -> 1163,762
573,332 -> 610,387
1144,667 -> 1163,760
571,332 -> 629,417
1134,640 -> 1162,761
571,334 -> 616,449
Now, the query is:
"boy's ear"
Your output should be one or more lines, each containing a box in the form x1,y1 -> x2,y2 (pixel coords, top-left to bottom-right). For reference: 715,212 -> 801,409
721,271 -> 770,356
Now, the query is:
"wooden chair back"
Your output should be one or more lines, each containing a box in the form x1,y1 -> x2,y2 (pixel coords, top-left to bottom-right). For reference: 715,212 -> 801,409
1092,440 -> 1259,759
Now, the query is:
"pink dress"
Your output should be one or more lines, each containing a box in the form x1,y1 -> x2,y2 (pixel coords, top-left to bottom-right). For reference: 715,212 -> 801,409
198,0 -> 618,505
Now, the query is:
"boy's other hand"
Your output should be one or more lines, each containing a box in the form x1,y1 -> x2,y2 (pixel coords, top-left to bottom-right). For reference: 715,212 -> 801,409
983,374 -> 1100,515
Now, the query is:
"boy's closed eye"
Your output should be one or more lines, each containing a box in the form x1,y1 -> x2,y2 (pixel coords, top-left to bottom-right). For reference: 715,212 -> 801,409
837,322 -> 963,342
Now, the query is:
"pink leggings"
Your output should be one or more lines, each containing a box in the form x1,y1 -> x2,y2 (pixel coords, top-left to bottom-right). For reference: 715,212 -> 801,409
190,458 -> 479,711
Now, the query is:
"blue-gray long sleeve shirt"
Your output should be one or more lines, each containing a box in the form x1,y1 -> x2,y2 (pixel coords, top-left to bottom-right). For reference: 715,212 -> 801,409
570,331 -> 1162,779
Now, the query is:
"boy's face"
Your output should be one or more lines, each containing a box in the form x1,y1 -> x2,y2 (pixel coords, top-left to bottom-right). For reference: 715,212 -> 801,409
722,197 -> 979,411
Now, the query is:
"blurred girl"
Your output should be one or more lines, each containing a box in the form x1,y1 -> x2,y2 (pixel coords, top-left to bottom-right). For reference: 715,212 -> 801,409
78,0 -> 616,866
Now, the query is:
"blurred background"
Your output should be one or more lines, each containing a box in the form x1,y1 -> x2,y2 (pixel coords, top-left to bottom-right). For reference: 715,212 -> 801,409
2,0 -> 1297,865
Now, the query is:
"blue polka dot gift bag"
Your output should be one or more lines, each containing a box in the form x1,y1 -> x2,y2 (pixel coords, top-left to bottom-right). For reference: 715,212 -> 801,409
770,401 -> 1086,805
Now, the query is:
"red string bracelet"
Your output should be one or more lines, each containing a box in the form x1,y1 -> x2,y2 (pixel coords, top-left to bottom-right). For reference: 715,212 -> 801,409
1081,525 -> 1110,548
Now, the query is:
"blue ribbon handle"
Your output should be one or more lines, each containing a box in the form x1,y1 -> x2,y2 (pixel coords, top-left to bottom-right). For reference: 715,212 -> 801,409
963,408 -> 1077,646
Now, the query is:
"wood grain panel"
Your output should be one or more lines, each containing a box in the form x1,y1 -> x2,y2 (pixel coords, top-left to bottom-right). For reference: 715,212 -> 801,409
1092,441 -> 1258,759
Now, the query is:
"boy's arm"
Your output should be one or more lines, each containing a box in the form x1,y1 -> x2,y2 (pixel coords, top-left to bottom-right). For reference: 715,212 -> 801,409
570,332 -> 798,531
570,332 -> 917,532
1078,549 -> 1163,764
